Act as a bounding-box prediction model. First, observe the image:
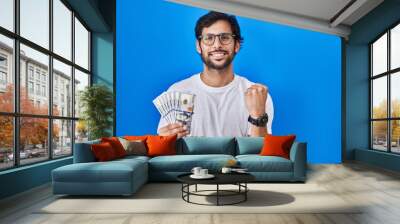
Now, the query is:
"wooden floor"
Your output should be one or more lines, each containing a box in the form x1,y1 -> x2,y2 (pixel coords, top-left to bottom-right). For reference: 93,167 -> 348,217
1,162 -> 400,224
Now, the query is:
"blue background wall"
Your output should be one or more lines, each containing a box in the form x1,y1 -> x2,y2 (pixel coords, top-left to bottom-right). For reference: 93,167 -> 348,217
346,0 -> 400,171
117,0 -> 342,163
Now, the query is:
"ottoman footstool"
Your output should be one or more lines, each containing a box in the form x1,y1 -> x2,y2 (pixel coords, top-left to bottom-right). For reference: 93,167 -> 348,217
52,158 -> 148,196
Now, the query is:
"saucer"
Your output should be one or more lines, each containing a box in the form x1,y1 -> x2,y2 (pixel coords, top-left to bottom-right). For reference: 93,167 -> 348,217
190,174 -> 215,179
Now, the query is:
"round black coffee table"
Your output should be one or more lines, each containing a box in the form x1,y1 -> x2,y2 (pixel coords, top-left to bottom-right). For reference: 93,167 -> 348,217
177,173 -> 255,206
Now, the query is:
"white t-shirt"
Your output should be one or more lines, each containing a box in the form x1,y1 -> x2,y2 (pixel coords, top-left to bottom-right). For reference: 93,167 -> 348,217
157,73 -> 274,137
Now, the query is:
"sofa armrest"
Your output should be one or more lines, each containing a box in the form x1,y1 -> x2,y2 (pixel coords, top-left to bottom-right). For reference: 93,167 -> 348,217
73,140 -> 100,163
289,142 -> 307,181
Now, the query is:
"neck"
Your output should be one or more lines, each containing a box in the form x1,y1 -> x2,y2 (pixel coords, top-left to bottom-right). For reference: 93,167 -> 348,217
200,65 -> 234,87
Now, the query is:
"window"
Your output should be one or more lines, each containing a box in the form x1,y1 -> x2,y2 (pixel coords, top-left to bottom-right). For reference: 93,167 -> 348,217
370,23 -> 400,154
0,0 -> 14,32
0,116 -> 13,170
20,0 -> 49,49
42,85 -> 46,97
53,59 -> 71,117
74,69 -> 89,119
53,0 -> 72,60
36,83 -> 40,95
0,71 -> 6,85
75,18 -> 89,70
0,34 -> 13,113
0,54 -> 7,88
35,70 -> 40,81
28,81 -> 34,94
0,55 -> 7,67
53,119 -> 72,158
28,67 -> 34,80
0,0 -> 91,170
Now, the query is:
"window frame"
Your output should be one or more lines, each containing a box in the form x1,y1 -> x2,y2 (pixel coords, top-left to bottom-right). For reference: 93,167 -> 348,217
370,20 -> 400,154
0,0 -> 92,171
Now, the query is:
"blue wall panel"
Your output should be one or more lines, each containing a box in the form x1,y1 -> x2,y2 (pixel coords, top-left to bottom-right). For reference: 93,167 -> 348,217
92,32 -> 114,89
0,158 -> 72,199
346,0 -> 400,171
116,0 -> 342,163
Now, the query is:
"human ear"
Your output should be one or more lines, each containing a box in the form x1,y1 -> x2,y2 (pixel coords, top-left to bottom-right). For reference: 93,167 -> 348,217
196,40 -> 202,54
234,40 -> 240,53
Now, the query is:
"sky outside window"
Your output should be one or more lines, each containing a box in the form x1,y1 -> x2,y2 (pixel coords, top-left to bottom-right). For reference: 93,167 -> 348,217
54,0 -> 72,60
0,0 -> 14,32
5,0 -> 89,68
391,24 -> 400,70
372,33 -> 387,76
20,0 -> 49,49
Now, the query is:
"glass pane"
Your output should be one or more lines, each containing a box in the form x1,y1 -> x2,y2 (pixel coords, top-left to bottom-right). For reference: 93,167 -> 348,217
0,34 -> 14,112
74,17 -> 89,70
391,24 -> 400,70
53,0 -> 72,60
392,72 -> 400,118
372,121 -> 388,151
372,33 -> 387,76
53,119 -> 72,157
392,120 -> 400,153
20,44 -> 49,115
20,117 -> 49,165
0,116 -> 13,170
75,120 -> 88,143
0,0 -> 14,31
372,77 -> 387,119
20,0 -> 49,49
74,69 -> 89,118
53,59 -> 72,117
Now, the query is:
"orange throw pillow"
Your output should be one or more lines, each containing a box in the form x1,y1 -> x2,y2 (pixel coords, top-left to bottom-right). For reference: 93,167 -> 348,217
91,142 -> 117,161
124,135 -> 148,141
146,135 -> 177,157
260,134 -> 296,159
101,137 -> 127,158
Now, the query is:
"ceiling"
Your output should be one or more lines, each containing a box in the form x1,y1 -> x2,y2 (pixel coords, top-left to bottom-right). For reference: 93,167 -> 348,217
167,0 -> 384,38
66,0 -> 115,32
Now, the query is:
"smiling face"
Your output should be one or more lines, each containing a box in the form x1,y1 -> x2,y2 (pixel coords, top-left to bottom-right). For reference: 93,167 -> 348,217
196,20 -> 240,71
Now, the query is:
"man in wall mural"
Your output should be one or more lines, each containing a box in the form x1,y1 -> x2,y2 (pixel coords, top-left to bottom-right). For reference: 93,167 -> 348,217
157,11 -> 274,137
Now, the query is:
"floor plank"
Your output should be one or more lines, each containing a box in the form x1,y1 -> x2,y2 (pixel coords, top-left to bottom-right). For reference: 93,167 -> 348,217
1,162 -> 400,224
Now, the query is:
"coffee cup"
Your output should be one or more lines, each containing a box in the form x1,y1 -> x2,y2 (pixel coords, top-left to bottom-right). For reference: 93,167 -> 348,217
221,167 -> 232,174
199,169 -> 208,176
191,167 -> 202,176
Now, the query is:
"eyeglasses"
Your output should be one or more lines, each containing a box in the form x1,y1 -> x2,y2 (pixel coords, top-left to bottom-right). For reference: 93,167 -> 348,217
198,33 -> 236,46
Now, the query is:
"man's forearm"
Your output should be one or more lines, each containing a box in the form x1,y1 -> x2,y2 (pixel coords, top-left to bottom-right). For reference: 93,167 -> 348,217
249,125 -> 267,137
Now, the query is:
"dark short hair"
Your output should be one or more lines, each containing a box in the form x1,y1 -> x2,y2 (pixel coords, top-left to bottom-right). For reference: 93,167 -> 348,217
195,11 -> 244,44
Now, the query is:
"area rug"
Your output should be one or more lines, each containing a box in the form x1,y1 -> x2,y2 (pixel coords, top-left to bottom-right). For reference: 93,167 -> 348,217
37,183 -> 361,214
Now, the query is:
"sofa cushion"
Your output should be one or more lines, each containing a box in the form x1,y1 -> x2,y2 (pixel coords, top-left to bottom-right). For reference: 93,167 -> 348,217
115,155 -> 150,163
148,154 -> 235,172
177,137 -> 236,155
147,135 -> 177,157
236,137 -> 263,155
101,137 -> 127,158
73,139 -> 100,163
91,142 -> 118,161
52,158 -> 147,183
124,135 -> 148,141
260,134 -> 296,159
236,155 -> 293,172
118,138 -> 147,156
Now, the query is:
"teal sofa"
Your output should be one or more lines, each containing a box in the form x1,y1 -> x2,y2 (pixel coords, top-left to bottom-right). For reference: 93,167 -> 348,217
52,137 -> 307,196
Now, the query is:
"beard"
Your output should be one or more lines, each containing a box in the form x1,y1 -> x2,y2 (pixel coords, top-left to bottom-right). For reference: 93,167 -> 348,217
200,49 -> 236,70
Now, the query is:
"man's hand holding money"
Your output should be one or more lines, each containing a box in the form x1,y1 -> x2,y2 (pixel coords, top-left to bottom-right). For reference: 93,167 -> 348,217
159,123 -> 189,138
